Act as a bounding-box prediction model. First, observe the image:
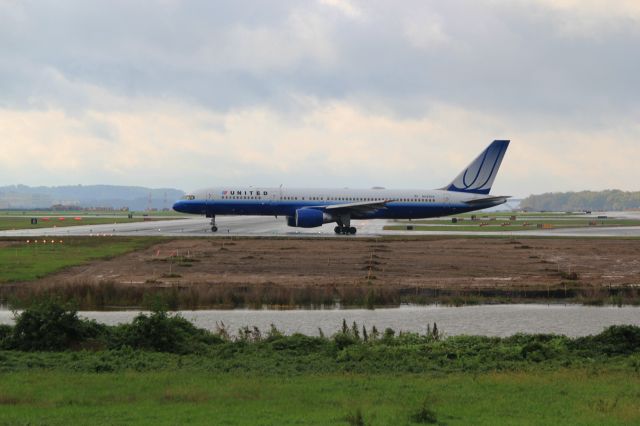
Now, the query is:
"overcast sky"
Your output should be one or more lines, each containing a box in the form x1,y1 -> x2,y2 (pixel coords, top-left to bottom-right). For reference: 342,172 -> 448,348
1,0 -> 638,196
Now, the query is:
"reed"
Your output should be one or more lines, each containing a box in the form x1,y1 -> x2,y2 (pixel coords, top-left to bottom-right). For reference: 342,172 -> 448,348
2,279 -> 639,310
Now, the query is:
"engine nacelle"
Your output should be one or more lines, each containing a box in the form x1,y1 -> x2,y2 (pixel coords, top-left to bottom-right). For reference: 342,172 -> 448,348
286,209 -> 332,228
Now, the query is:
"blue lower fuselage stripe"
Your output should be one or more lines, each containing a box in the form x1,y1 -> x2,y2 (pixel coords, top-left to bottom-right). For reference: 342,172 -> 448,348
173,200 -> 482,219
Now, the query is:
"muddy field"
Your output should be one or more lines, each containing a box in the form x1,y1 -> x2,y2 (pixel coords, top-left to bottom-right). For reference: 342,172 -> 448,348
27,237 -> 640,290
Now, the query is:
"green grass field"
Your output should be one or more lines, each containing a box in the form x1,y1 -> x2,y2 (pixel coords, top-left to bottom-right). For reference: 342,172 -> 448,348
455,211 -> 585,218
386,216 -> 640,232
0,215 -> 182,231
0,216 -> 142,231
0,369 -> 637,425
0,237 -> 164,282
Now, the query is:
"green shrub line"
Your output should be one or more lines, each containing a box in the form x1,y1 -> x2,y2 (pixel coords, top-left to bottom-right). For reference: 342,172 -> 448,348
1,301 -> 639,375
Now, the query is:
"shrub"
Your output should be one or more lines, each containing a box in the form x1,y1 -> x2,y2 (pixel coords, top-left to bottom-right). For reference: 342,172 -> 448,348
411,403 -> 438,424
0,324 -> 13,349
573,325 -> 640,356
9,300 -> 103,351
109,309 -> 222,354
334,333 -> 357,350
270,334 -> 326,354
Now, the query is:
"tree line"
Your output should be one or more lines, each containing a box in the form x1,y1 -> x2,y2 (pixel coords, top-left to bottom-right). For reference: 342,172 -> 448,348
521,190 -> 640,211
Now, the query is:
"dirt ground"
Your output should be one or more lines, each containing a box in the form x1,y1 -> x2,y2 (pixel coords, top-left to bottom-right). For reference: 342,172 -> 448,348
30,237 -> 640,291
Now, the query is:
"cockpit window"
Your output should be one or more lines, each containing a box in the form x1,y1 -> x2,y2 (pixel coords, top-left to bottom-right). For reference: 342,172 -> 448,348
181,195 -> 196,200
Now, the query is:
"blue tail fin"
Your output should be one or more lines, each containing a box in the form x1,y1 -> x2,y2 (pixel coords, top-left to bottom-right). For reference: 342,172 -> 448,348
443,140 -> 510,195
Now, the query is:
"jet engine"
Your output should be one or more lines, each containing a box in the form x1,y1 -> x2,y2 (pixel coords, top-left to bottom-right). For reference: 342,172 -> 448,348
286,209 -> 333,228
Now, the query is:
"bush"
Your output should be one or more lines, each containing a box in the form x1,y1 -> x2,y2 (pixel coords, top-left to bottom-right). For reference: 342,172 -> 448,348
333,333 -> 357,350
269,334 -> 326,354
0,324 -> 13,349
573,325 -> 640,356
108,309 -> 221,354
9,300 -> 103,351
411,403 -> 438,424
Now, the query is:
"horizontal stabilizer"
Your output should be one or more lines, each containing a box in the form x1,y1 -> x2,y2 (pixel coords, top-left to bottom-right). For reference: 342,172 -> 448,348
464,195 -> 510,206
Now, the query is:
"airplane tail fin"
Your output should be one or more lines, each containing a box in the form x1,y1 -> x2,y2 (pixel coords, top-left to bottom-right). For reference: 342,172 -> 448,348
442,140 -> 510,195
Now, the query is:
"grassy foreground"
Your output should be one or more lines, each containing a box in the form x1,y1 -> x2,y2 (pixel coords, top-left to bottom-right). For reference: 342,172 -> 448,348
0,304 -> 639,424
0,237 -> 164,282
0,369 -> 638,425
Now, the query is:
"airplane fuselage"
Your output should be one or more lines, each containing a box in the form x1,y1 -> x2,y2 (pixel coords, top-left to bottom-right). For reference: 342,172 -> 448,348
173,186 -> 506,220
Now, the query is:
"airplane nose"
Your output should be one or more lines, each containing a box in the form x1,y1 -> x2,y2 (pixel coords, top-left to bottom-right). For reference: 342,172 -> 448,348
172,200 -> 185,212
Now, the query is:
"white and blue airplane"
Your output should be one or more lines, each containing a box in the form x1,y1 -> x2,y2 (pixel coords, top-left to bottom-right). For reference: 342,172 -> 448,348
173,140 -> 510,234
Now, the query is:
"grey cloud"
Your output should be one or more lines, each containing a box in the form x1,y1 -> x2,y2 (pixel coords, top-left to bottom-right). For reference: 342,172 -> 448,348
1,0 -> 639,122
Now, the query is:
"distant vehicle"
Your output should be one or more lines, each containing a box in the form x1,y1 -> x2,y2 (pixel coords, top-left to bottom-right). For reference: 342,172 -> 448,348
173,140 -> 511,234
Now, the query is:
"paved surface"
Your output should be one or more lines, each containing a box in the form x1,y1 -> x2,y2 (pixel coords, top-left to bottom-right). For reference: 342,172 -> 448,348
0,216 -> 387,238
1,213 -> 640,238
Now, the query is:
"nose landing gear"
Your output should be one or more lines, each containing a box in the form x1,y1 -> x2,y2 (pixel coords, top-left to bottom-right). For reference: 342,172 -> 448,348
209,215 -> 218,232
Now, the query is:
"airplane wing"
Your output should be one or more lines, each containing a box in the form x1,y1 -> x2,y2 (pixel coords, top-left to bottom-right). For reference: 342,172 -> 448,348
322,199 -> 393,213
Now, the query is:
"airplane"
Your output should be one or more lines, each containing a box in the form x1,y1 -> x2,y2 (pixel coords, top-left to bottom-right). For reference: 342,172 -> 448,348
172,140 -> 510,234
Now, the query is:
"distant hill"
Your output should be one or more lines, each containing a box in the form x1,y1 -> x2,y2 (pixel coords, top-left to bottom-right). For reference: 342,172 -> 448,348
0,185 -> 185,210
521,190 -> 640,212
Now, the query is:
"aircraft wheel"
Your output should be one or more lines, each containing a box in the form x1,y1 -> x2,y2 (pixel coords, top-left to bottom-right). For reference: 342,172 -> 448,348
334,226 -> 341,234
349,227 -> 357,235
211,226 -> 218,232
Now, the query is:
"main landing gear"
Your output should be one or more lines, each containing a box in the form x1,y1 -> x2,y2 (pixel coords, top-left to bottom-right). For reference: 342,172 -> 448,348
335,214 -> 356,235
334,226 -> 357,235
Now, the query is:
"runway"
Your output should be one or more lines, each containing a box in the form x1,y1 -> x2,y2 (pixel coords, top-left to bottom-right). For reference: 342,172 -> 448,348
1,214 -> 640,238
0,216 -> 388,238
